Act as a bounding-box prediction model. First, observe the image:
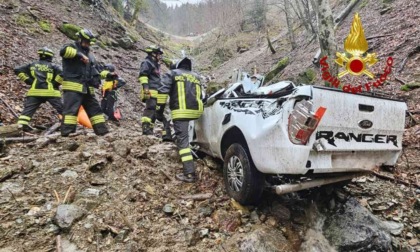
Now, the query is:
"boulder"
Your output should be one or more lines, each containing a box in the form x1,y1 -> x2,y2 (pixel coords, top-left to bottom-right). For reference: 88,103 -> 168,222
232,227 -> 294,252
323,198 -> 392,251
58,23 -> 82,41
116,36 -> 134,49
212,209 -> 241,232
54,204 -> 86,230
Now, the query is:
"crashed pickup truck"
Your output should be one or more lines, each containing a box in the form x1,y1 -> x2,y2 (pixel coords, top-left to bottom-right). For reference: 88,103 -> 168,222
193,72 -> 407,205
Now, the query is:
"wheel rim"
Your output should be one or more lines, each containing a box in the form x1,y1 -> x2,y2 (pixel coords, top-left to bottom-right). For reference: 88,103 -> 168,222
227,155 -> 244,192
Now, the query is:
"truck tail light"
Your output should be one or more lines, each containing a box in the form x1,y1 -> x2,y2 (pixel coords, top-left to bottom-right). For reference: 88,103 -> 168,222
288,100 -> 326,145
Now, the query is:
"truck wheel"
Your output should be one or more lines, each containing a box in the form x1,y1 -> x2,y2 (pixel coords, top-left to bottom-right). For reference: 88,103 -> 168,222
223,143 -> 265,205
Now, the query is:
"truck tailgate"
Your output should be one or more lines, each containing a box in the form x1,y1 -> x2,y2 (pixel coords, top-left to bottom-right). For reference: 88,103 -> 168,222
312,87 -> 407,152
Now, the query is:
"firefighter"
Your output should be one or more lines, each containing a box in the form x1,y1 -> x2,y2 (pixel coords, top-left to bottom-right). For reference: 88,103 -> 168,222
100,64 -> 126,124
60,28 -> 113,137
138,45 -> 172,141
14,47 -> 63,131
160,57 -> 204,183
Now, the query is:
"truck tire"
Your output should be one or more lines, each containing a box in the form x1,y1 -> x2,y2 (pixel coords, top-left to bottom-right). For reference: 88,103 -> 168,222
223,143 -> 265,205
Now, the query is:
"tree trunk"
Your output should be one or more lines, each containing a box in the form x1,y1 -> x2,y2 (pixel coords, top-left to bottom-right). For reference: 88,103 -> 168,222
284,0 -> 297,49
302,0 -> 317,35
315,0 -> 337,76
313,0 -> 361,64
266,30 -> 276,54
293,1 -> 311,34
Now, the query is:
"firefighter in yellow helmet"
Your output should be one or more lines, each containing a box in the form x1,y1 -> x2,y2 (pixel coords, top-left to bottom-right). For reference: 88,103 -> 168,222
59,28 -> 112,137
160,57 -> 204,182
138,45 -> 172,141
14,47 -> 63,131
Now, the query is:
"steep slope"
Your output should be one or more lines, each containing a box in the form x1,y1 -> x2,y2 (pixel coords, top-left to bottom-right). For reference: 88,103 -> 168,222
0,0 -> 163,125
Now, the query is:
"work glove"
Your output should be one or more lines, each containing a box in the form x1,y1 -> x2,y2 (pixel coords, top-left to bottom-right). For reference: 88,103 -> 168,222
143,88 -> 151,100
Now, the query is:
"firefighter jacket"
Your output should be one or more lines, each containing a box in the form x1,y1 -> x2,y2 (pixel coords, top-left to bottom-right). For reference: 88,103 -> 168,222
60,42 -> 102,94
160,69 -> 204,120
138,56 -> 168,104
14,60 -> 63,97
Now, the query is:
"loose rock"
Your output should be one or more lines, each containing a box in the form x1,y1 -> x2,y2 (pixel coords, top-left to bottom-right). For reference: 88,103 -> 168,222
54,204 -> 86,229
323,198 -> 392,251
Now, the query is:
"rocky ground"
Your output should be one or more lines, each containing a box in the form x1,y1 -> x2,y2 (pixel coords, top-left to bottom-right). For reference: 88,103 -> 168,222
0,0 -> 419,251
0,121 -> 418,252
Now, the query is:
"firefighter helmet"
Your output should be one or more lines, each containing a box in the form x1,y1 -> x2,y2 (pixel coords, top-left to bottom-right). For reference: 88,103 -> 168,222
145,45 -> 164,55
175,57 -> 192,71
104,63 -> 115,72
37,47 -> 54,58
76,28 -> 96,43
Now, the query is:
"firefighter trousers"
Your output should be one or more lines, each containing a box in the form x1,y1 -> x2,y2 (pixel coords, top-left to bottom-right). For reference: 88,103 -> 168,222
174,120 -> 194,175
101,90 -> 117,121
61,90 -> 108,136
142,98 -> 171,136
18,96 -> 63,126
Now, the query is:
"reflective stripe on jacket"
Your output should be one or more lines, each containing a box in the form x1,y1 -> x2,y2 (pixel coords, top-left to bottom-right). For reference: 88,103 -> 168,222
60,42 -> 100,94
160,69 -> 203,120
14,60 -> 63,97
138,56 -> 161,90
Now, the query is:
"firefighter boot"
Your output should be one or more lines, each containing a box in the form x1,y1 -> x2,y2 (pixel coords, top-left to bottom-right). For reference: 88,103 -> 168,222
142,122 -> 153,135
61,124 -> 76,137
92,123 -> 109,136
176,161 -> 196,183
21,125 -> 34,132
162,127 -> 173,142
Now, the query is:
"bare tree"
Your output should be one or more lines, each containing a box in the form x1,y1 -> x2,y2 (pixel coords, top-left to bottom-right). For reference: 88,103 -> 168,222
283,0 -> 297,49
315,0 -> 337,75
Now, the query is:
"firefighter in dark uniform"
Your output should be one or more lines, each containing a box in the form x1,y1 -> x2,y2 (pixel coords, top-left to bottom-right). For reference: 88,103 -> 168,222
60,28 -> 113,137
139,45 -> 171,141
160,57 -> 204,183
14,47 -> 63,131
100,64 -> 126,122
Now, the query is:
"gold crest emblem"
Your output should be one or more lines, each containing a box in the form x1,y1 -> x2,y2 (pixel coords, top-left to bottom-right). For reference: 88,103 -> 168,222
335,13 -> 378,78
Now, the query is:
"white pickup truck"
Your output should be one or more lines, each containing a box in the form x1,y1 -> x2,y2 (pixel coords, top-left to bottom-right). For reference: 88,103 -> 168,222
193,73 -> 407,205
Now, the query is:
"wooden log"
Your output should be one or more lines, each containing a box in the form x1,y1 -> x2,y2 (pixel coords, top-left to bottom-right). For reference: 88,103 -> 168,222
0,136 -> 38,143
180,193 -> 213,201
0,124 -> 21,138
44,122 -> 61,136
56,235 -> 62,252
334,0 -> 362,27
373,171 -> 420,189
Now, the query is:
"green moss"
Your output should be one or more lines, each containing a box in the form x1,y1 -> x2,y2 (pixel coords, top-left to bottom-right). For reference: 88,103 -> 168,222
297,68 -> 317,84
400,85 -> 410,91
38,20 -> 51,32
401,82 -> 420,91
127,32 -> 139,43
16,14 -> 34,27
264,57 -> 289,84
359,0 -> 369,9
58,23 -> 82,40
96,41 -> 107,49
